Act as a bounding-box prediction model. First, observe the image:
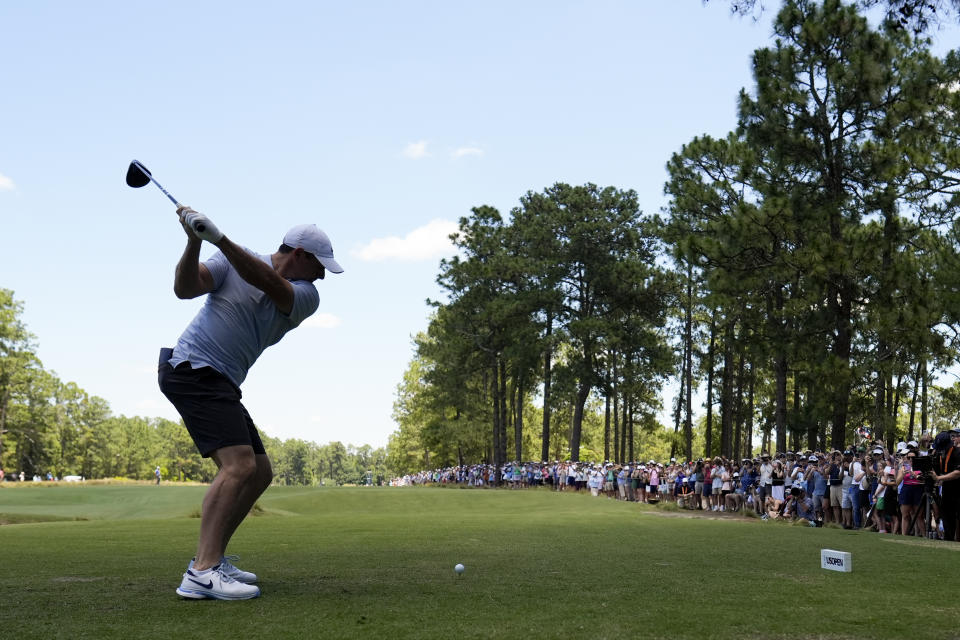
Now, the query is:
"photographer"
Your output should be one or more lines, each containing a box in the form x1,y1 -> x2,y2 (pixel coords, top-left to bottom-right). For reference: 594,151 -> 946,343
931,430 -> 960,541
785,484 -> 818,526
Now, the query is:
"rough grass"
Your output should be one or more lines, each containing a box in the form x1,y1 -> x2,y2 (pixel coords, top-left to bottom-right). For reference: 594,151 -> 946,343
0,484 -> 955,639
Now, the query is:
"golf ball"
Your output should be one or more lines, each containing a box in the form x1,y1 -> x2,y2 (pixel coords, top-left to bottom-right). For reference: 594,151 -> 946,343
454,563 -> 465,574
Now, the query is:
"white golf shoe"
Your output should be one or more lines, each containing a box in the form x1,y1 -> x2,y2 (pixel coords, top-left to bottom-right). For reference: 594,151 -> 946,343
187,555 -> 257,584
220,555 -> 258,584
176,564 -> 260,600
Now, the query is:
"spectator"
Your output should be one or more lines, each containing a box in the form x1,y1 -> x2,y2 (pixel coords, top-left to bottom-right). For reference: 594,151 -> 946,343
786,485 -> 817,525
808,456 -> 826,522
918,432 -> 933,456
710,457 -> 723,511
617,465 -> 629,501
694,460 -> 706,510
896,446 -> 926,536
648,463 -> 660,502
719,464 -> 733,512
757,454 -> 773,515
931,430 -> 960,541
827,451 -> 844,524
724,471 -> 742,512
848,450 -> 865,528
770,459 -> 786,504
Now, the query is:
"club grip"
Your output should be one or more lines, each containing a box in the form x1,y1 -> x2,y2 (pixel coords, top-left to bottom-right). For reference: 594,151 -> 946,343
196,223 -> 206,233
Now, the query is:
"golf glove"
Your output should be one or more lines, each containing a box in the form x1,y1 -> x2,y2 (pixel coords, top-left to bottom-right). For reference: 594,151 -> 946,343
185,212 -> 224,243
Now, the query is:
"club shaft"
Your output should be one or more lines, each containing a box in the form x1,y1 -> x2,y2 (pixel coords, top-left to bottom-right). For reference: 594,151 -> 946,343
150,176 -> 181,207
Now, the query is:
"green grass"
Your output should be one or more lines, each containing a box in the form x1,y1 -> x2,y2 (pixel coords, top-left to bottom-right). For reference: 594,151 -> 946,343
1,484 -> 956,639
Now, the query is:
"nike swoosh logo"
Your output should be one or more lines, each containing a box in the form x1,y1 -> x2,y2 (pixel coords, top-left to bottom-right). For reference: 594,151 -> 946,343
189,578 -> 214,589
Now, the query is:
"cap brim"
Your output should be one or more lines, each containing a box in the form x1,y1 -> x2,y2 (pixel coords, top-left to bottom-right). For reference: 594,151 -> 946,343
319,256 -> 344,273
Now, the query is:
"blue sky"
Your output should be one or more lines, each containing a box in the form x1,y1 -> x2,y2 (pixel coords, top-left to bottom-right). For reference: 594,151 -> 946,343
2,2 -> 956,449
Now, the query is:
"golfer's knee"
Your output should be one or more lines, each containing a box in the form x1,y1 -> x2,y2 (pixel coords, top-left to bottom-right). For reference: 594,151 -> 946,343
222,456 -> 258,483
258,464 -> 273,490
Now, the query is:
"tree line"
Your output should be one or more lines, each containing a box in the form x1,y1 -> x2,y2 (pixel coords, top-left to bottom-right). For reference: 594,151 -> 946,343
0,289 -> 387,485
388,0 -> 960,476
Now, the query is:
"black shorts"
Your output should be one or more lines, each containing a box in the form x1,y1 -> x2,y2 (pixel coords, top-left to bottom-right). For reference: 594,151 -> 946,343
158,348 -> 265,458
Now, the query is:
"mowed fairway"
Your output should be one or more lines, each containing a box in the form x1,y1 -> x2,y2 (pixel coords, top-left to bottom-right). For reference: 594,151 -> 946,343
0,485 -> 955,640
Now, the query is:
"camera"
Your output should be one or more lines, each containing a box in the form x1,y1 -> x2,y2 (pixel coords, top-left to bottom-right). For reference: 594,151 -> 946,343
912,456 -> 933,473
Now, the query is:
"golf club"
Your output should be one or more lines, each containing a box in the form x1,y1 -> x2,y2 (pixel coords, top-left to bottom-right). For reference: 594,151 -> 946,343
125,159 -> 204,232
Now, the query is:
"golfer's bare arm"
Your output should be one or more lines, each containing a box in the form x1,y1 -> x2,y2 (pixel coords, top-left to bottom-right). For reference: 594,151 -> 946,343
214,236 -> 295,315
172,211 -> 294,313
174,235 -> 214,299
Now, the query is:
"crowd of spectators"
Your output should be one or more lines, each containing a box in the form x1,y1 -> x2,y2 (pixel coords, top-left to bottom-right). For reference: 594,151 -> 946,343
393,428 -> 960,541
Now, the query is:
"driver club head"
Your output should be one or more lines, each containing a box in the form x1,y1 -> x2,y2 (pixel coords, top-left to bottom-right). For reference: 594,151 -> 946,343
126,160 -> 152,188
124,159 -> 183,211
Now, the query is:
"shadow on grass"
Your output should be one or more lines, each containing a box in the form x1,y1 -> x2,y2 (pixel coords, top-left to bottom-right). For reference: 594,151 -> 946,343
0,513 -> 89,525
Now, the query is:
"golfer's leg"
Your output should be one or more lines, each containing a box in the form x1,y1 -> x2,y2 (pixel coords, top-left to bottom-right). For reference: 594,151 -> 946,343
219,453 -> 273,552
195,445 -> 258,570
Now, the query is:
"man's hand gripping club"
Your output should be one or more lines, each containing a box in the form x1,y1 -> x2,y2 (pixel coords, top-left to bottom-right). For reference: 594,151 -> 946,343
177,205 -> 224,244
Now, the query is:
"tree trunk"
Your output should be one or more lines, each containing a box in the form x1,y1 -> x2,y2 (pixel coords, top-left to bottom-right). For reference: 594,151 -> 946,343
705,309 -> 717,458
829,280 -> 854,450
604,374 -> 611,463
886,369 -> 896,442
513,373 -> 523,463
768,285 -> 788,455
0,389 -> 7,464
746,361 -> 755,458
908,360 -> 920,443
684,267 -> 694,462
874,368 -> 887,445
491,365 -> 501,482
805,377 -> 817,451
540,314 -> 553,463
672,341 -> 686,461
921,359 -> 928,437
570,380 -> 590,463
734,352 -> 745,460
892,370 -> 903,426
613,356 -> 620,463
773,353 -> 787,454
790,371 -> 804,451
720,316 -> 735,459
620,392 -> 628,463
499,359 -> 508,468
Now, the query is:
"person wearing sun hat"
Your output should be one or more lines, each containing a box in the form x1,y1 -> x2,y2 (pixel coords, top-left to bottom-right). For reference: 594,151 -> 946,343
896,442 -> 926,536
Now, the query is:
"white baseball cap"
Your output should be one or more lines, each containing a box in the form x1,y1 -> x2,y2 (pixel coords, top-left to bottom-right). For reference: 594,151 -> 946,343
283,224 -> 344,273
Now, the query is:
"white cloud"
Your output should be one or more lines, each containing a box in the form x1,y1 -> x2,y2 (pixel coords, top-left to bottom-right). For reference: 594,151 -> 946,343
302,312 -> 342,329
0,172 -> 15,191
354,219 -> 458,262
452,146 -> 483,159
402,141 -> 430,159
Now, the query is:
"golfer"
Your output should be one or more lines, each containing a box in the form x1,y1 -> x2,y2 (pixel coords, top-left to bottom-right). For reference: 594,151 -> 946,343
159,205 -> 342,600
